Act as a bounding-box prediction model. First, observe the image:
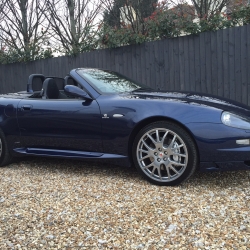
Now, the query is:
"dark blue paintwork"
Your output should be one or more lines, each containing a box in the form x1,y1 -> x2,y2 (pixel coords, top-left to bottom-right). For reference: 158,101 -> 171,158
1,68 -> 250,172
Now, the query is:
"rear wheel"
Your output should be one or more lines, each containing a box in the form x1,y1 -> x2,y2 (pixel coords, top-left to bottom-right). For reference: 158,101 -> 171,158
132,121 -> 198,186
0,130 -> 12,167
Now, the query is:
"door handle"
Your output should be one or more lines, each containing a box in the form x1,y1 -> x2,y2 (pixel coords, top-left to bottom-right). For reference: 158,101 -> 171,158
21,105 -> 32,111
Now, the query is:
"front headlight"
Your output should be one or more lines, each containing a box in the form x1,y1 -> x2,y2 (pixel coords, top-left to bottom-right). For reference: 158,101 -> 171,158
221,111 -> 250,130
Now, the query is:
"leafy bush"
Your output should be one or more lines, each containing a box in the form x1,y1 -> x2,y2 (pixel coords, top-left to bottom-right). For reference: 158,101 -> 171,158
145,9 -> 198,40
98,5 -> 250,49
1,4 -> 250,64
98,25 -> 147,48
0,47 -> 53,65
230,5 -> 250,25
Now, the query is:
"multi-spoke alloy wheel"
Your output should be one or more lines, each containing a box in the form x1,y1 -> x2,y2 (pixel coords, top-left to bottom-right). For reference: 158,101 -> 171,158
132,122 -> 197,186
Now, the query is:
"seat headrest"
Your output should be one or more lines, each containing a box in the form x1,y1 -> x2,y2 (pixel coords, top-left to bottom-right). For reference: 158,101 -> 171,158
41,78 -> 59,99
53,78 -> 65,90
46,76 -> 65,90
27,74 -> 45,92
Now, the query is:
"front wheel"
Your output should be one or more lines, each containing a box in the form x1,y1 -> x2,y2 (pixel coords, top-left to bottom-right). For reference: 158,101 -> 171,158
132,121 -> 198,186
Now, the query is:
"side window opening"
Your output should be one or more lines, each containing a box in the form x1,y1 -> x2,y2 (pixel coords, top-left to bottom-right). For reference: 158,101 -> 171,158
27,74 -> 83,100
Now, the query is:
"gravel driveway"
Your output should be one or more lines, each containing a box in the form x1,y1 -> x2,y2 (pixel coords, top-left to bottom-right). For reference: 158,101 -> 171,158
0,158 -> 250,249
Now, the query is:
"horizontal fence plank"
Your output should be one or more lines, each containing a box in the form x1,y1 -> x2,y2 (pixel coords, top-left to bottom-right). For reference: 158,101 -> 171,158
0,25 -> 250,106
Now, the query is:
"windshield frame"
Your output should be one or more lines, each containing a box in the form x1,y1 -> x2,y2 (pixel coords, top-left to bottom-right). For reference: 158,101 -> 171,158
76,68 -> 153,95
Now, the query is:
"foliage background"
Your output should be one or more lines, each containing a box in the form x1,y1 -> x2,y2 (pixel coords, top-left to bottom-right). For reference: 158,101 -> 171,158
0,0 -> 250,64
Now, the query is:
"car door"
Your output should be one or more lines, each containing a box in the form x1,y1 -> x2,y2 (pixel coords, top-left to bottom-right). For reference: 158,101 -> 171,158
17,98 -> 103,153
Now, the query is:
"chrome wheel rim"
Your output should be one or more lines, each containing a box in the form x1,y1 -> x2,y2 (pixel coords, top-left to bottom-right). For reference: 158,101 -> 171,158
137,128 -> 188,182
0,138 -> 2,158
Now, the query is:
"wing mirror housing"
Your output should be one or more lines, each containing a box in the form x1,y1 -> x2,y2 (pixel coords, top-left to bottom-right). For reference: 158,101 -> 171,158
64,85 -> 92,100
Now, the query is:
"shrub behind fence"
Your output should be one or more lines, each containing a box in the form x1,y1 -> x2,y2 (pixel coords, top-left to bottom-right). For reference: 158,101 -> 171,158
0,25 -> 249,105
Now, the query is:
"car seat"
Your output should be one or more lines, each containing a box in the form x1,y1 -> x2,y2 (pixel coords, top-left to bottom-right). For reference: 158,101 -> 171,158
41,78 -> 67,99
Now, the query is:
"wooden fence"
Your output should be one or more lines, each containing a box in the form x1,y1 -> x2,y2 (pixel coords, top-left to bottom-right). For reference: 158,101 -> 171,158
0,24 -> 250,105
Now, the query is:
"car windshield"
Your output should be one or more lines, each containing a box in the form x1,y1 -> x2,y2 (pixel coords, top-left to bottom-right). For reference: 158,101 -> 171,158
76,68 -> 153,94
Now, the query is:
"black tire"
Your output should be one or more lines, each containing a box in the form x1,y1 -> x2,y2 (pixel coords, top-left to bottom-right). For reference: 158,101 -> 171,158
0,129 -> 12,167
132,121 -> 198,186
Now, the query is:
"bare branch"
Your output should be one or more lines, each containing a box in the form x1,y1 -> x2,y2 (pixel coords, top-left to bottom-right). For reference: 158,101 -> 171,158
46,0 -> 103,54
101,0 -> 158,34
169,0 -> 231,19
0,0 -> 51,59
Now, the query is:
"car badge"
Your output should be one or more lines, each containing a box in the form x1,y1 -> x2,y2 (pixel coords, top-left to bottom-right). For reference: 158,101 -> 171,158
102,114 -> 109,119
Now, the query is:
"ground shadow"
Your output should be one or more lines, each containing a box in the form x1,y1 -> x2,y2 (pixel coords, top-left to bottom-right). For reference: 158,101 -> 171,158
9,156 -> 250,189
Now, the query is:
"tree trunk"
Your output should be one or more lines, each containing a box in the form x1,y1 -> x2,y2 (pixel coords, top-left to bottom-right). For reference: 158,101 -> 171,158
19,0 -> 29,51
67,0 -> 78,52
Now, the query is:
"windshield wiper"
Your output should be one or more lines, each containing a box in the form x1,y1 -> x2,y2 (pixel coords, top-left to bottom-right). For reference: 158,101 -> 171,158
132,87 -> 153,92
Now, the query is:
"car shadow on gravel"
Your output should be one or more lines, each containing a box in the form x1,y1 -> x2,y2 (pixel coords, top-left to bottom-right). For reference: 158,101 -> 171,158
12,156 -> 143,180
9,157 -> 250,188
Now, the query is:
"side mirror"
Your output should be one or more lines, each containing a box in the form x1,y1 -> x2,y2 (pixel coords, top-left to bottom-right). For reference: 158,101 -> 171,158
64,85 -> 92,100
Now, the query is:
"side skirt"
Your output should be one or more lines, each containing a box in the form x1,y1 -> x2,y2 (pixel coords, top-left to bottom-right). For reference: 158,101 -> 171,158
13,147 -> 128,159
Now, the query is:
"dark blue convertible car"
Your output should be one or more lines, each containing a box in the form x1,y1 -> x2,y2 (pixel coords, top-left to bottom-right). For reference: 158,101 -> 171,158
1,68 -> 250,185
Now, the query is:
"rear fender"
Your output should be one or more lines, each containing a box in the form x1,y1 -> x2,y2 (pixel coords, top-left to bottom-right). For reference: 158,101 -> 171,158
0,99 -> 21,154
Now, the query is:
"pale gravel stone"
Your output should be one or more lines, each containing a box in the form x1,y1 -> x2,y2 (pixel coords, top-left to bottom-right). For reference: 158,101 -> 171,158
46,235 -> 55,239
98,239 -> 107,244
0,158 -> 250,249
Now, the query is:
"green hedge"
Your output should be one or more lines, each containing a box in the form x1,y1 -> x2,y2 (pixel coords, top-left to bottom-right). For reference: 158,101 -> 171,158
98,6 -> 250,48
1,5 -> 250,64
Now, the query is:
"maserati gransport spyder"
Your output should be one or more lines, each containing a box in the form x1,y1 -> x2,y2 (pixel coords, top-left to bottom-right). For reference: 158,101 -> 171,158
1,68 -> 250,185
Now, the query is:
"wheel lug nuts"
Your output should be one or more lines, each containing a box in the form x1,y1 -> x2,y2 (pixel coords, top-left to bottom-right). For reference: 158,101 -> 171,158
158,148 -> 162,151
157,158 -> 161,162
154,152 -> 158,156
164,151 -> 167,155
163,157 -> 167,161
